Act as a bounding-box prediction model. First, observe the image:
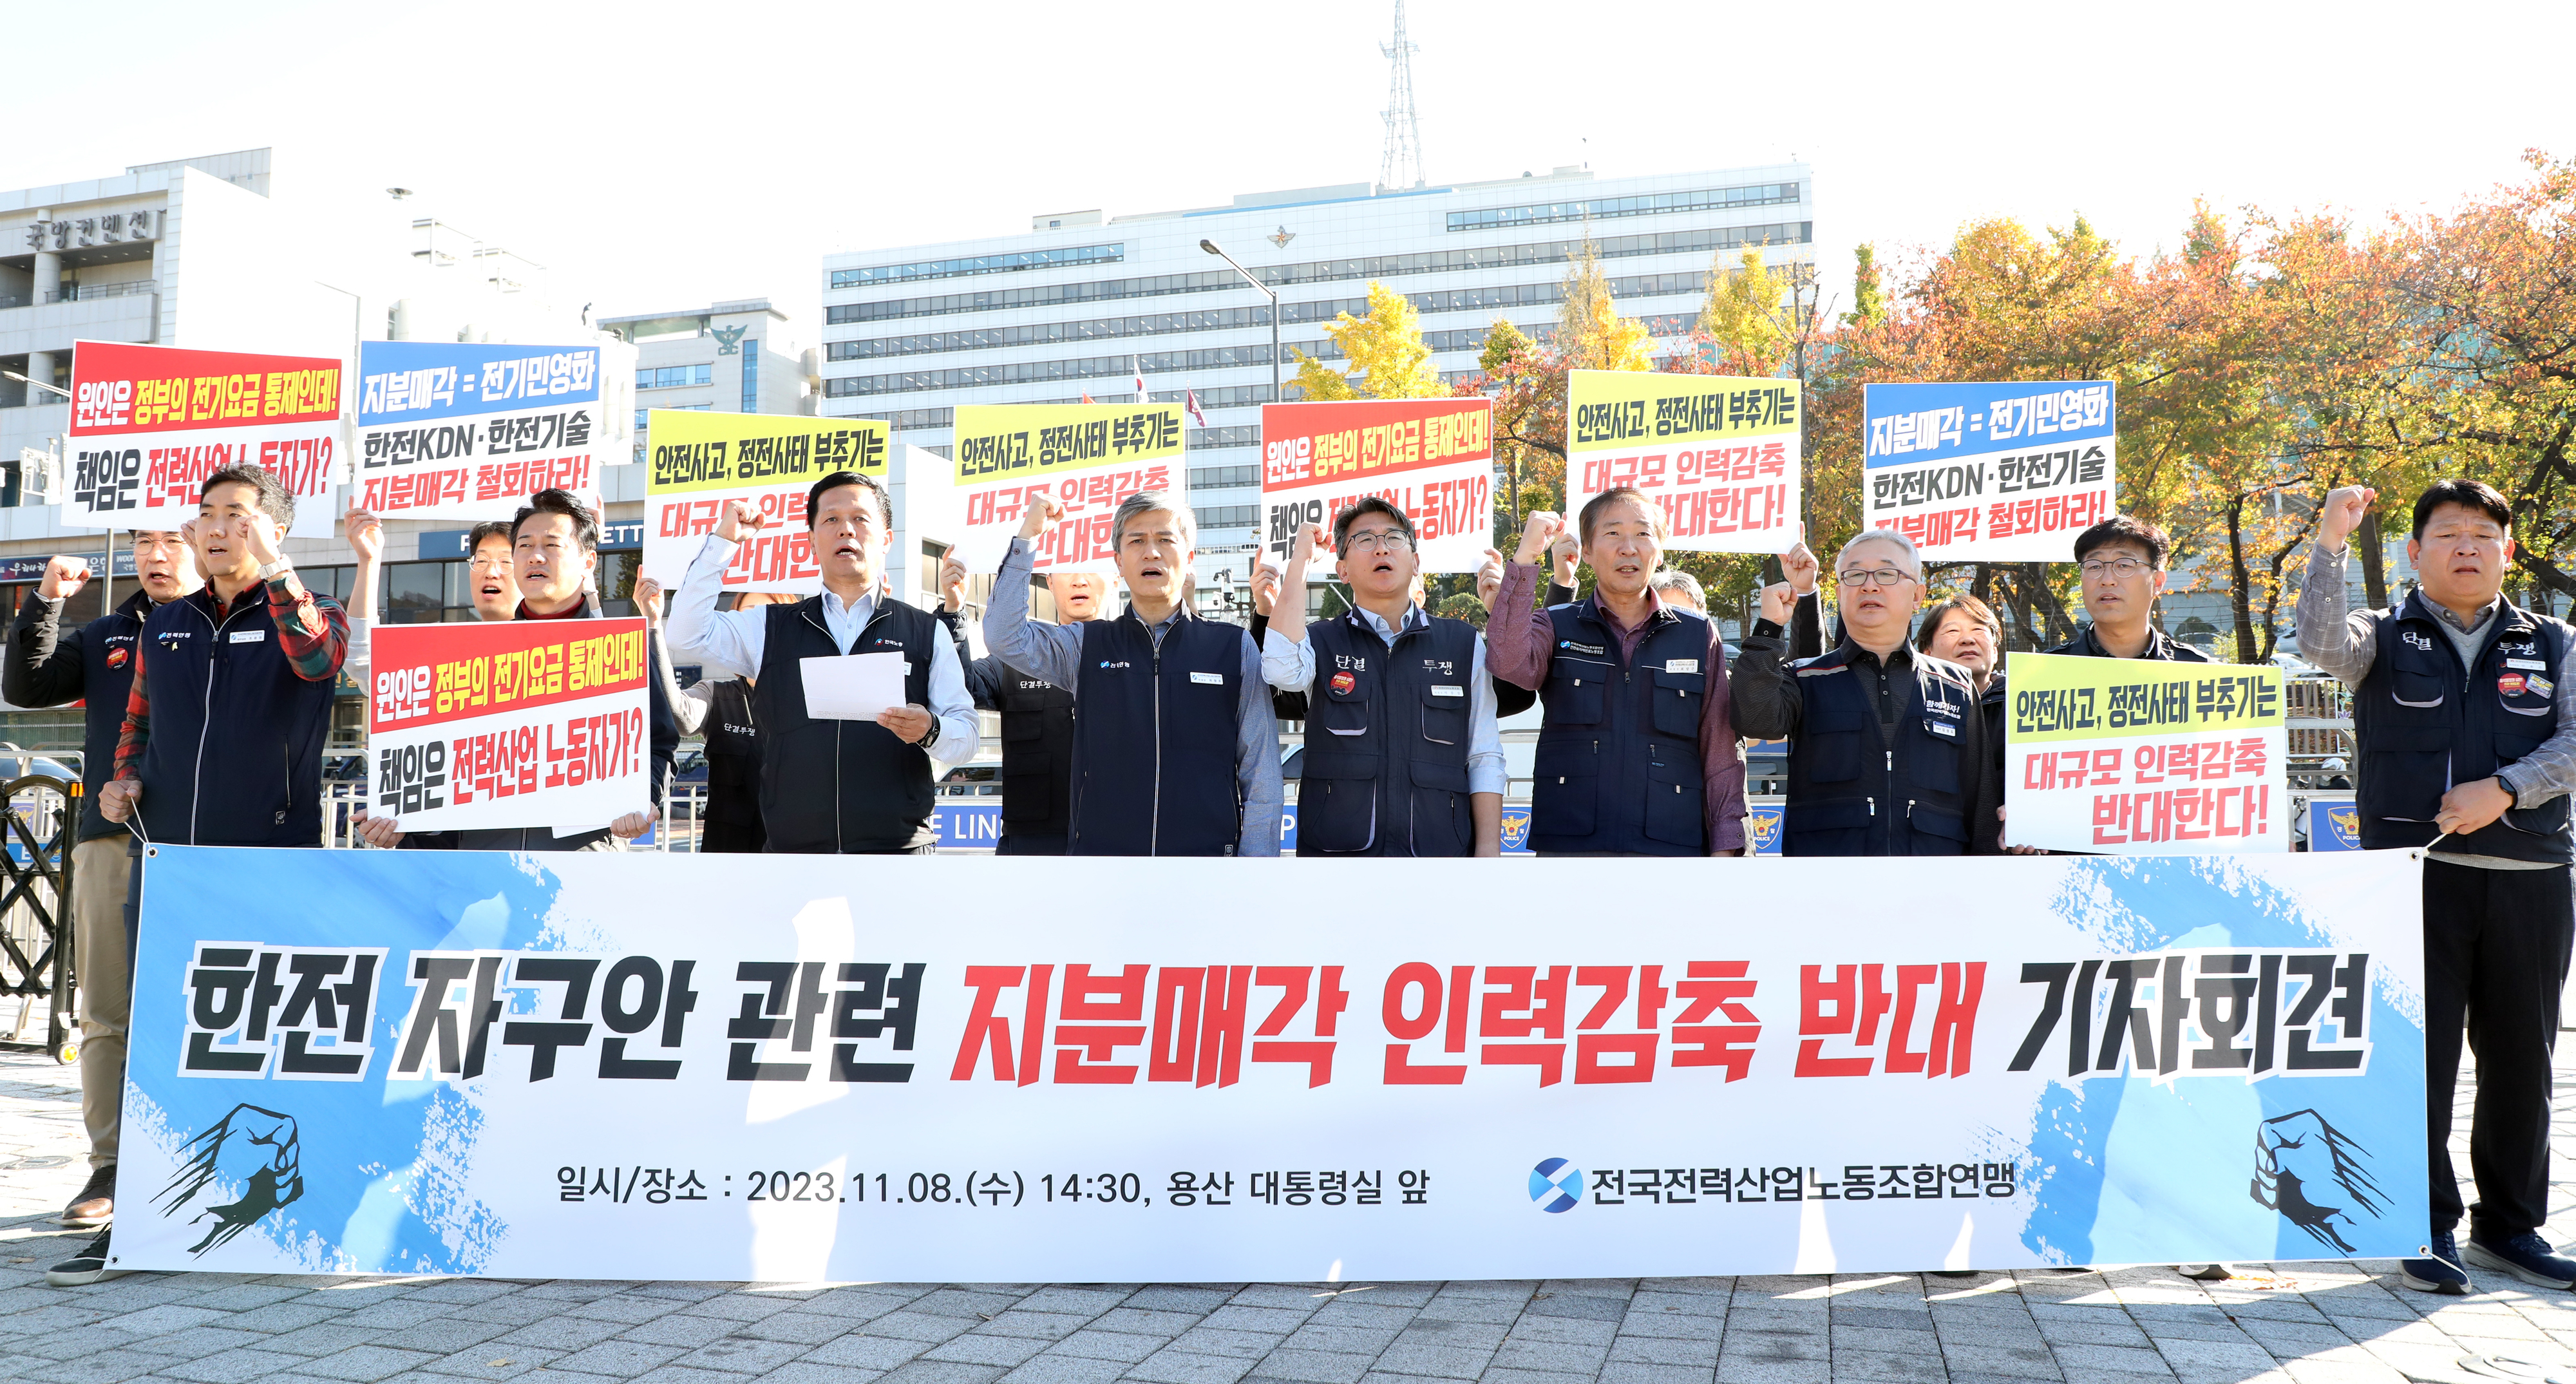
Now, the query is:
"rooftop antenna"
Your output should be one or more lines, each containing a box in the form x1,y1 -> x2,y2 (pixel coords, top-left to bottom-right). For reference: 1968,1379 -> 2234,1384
1379,1 -> 1425,191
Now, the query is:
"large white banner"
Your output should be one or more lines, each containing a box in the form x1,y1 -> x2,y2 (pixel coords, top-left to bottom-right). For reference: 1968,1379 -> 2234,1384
119,850 -> 2425,1282
366,619 -> 650,831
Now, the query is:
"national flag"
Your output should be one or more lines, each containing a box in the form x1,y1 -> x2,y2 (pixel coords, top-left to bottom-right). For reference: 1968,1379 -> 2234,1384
1080,392 -> 1094,404
1133,360 -> 1148,403
1186,391 -> 1208,429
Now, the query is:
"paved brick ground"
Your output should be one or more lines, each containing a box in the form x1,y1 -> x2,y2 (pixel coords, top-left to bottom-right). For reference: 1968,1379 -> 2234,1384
3,1047 -> 2575,1384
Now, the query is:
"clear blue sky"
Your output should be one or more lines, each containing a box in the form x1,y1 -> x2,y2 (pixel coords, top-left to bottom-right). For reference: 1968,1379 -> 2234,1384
8,0 -> 2571,322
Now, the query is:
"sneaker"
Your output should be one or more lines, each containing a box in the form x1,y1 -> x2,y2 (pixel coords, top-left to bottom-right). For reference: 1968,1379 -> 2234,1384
59,1164 -> 113,1229
2401,1231 -> 2474,1294
44,1228 -> 118,1287
2176,1264 -> 2233,1281
2465,1231 -> 2576,1289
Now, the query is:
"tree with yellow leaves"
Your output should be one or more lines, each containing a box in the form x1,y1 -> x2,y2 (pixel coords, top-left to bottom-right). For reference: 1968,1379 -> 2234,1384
1289,280 -> 1443,401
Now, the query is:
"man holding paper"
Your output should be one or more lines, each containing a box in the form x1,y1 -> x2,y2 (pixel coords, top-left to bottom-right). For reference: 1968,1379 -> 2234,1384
985,490 -> 1280,857
2298,479 -> 2576,1296
1263,500 -> 1504,856
668,471 -> 978,854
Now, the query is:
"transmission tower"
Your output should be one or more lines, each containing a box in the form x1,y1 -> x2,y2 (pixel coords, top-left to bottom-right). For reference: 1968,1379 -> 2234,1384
1379,1 -> 1425,191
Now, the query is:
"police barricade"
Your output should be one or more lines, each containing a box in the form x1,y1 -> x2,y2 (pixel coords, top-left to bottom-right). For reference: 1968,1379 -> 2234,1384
0,768 -> 79,1063
118,846 -> 2427,1281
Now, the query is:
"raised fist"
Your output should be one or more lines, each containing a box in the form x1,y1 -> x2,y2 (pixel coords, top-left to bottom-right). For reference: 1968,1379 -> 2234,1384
715,498 -> 766,544
1515,511 -> 1565,566
39,556 -> 88,602
1018,492 -> 1065,541
2318,486 -> 2376,553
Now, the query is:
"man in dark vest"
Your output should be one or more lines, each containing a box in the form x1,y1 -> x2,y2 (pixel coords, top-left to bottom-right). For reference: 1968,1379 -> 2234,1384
1263,500 -> 1502,855
937,552 -> 1101,855
985,489 -> 1280,856
667,471 -> 978,853
6,527 -> 200,1242
686,590 -> 788,854
73,466 -> 349,1285
356,491 -> 677,853
2300,479 -> 2576,1296
1732,527 -> 2002,857
2050,515 -> 2213,663
1488,488 -> 1745,856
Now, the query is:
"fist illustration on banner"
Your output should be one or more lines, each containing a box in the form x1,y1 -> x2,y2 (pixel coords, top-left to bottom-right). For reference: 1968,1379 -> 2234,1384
39,556 -> 89,602
715,499 -> 767,544
1018,492 -> 1065,541
2319,486 -> 2376,552
1516,512 -> 1565,566
939,553 -> 969,612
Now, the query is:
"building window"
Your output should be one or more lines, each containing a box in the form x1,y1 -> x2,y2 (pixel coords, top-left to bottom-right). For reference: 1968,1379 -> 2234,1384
1198,506 -> 1260,529
1188,425 -> 1261,451
634,403 -> 712,433
1189,465 -> 1260,489
741,341 -> 759,413
822,222 -> 1812,325
638,364 -> 714,390
829,242 -> 1123,290
1446,183 -> 1801,233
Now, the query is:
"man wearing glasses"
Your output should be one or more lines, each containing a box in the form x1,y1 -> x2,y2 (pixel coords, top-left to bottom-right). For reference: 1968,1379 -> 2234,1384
1263,498 -> 1504,856
1731,529 -> 2001,856
2049,516 -> 2211,663
2298,479 -> 2576,1296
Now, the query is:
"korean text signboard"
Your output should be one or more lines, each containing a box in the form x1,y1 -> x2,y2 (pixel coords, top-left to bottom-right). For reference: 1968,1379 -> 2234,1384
366,618 -> 649,832
354,343 -> 605,520
121,849 -> 2421,1280
1862,383 -> 2116,562
66,341 -> 339,531
641,413 -> 888,596
953,403 -> 1185,574
2005,651 -> 2288,855
1564,371 -> 1800,555
1260,399 -> 1493,573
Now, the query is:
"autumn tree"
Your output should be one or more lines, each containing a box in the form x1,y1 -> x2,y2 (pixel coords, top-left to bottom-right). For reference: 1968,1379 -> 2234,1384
1289,280 -> 1442,401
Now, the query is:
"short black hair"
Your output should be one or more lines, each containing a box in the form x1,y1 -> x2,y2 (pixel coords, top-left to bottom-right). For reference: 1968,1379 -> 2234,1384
467,520 -> 513,555
1913,594 -> 2001,655
513,488 -> 600,551
2412,478 -> 2513,540
1332,496 -> 1414,549
200,464 -> 294,528
806,471 -> 892,529
2071,515 -> 2170,568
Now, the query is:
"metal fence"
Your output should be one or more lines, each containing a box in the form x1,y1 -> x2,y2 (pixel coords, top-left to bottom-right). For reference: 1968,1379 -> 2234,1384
0,775 -> 78,1062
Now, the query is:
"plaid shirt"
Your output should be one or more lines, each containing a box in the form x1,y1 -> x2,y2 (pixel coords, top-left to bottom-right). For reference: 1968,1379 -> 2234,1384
111,575 -> 348,782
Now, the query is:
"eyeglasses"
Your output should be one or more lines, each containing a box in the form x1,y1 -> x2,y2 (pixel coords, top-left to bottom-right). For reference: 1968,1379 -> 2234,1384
1343,529 -> 1416,553
2079,557 -> 2152,579
1836,567 -> 1915,589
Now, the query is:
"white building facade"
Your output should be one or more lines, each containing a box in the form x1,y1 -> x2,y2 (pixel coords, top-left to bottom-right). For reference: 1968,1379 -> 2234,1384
817,164 -> 1815,583
600,299 -> 818,464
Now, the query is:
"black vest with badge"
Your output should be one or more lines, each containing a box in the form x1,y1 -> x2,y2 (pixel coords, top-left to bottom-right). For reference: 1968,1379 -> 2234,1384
1300,609 -> 1478,857
1069,611 -> 1247,856
752,594 -> 940,853
701,678 -> 761,826
997,668 -> 1076,846
2353,591 -> 2573,862
1781,644 -> 1978,857
134,585 -> 339,848
1530,597 -> 1712,857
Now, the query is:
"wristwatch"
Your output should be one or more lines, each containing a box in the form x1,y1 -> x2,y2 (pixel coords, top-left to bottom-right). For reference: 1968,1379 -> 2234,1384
918,716 -> 941,750
256,558 -> 294,582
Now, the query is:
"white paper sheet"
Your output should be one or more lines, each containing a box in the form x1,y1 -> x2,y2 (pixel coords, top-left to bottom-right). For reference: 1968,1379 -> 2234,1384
801,651 -> 908,721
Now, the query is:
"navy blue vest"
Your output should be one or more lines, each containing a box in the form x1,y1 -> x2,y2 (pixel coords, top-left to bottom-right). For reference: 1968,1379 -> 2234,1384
997,669 -> 1075,847
701,678 -> 761,827
1530,598 -> 1711,856
1069,611 -> 1245,856
2354,592 -> 2572,862
3,589 -> 155,842
135,585 -> 340,848
1781,645 -> 1978,857
1299,610 -> 1477,857
752,596 -> 940,853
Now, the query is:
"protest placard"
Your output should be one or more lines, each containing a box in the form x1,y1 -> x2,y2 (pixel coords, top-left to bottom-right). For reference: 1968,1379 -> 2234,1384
1258,397 -> 1492,571
1862,382 -> 2116,562
366,618 -> 650,831
1564,370 -> 1799,554
639,413 -> 889,595
2005,650 -> 2288,853
64,341 -> 339,530
953,403 -> 1186,574
352,342 -> 608,520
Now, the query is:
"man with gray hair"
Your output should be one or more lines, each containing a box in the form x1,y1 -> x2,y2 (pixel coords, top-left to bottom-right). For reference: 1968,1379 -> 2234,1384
1731,527 -> 2001,855
1649,569 -> 1707,614
985,489 -> 1281,856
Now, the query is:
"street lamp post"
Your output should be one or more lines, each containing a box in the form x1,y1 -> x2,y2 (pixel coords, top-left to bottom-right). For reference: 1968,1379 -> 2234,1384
1198,239 -> 1279,404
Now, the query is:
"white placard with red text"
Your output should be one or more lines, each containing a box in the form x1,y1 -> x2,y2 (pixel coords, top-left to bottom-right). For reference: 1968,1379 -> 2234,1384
1564,370 -> 1800,555
1259,398 -> 1493,573
2003,652 -> 2288,854
366,618 -> 650,831
64,341 -> 339,531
